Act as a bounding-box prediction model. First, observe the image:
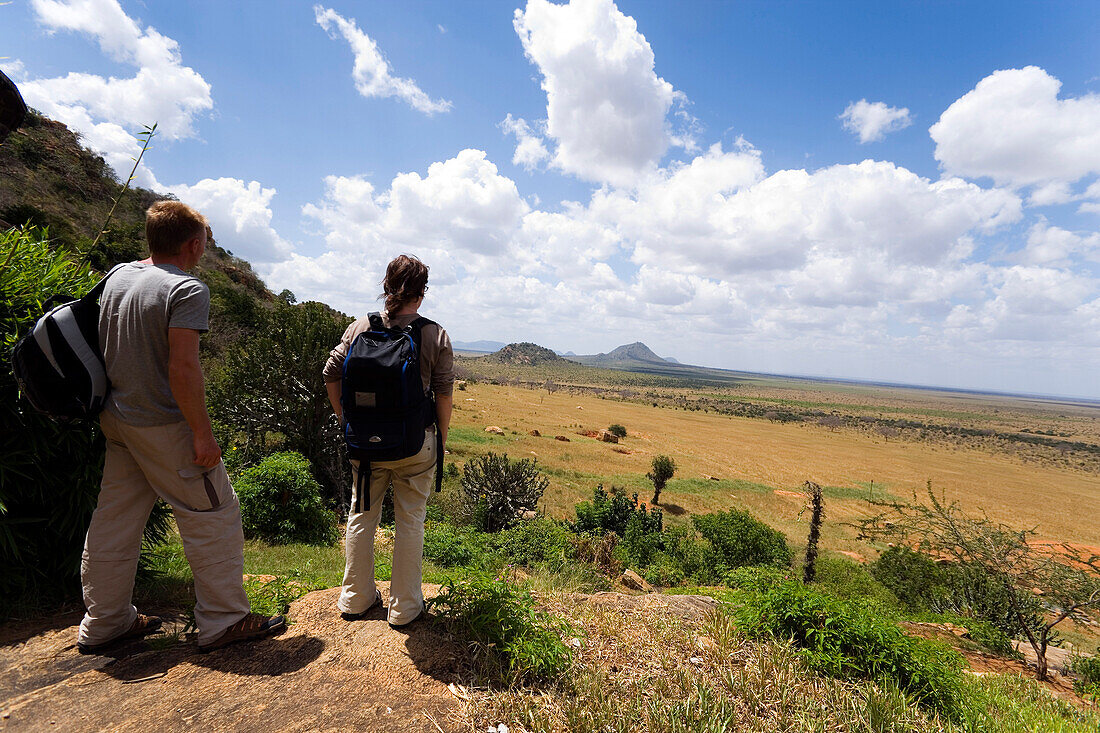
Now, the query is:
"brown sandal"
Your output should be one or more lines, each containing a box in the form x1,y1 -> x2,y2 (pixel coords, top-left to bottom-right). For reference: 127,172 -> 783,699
77,614 -> 162,654
198,612 -> 286,653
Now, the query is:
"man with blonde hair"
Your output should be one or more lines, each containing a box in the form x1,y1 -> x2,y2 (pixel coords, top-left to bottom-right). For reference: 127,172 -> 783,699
78,201 -> 284,654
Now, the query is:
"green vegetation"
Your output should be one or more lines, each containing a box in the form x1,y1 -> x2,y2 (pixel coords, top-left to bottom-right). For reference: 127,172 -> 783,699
461,452 -> 549,532
729,574 -> 967,717
607,423 -> 627,438
693,508 -> 793,569
431,572 -> 575,683
646,454 -> 676,505
236,452 -> 340,545
0,227 -> 171,609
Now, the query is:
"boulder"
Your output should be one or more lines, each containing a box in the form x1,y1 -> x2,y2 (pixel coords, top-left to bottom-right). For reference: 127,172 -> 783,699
598,430 -> 619,444
620,569 -> 652,592
484,426 -> 505,435
554,435 -> 570,442
528,429 -> 541,437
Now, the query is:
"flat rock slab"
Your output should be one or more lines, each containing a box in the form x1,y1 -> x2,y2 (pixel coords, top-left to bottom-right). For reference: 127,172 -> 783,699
0,584 -> 465,732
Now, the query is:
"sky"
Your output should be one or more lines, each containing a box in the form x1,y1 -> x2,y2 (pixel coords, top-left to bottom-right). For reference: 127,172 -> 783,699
3,0 -> 1100,399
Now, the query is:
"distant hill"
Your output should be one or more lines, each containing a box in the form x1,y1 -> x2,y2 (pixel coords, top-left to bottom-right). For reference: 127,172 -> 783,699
665,357 -> 680,364
452,339 -> 507,353
594,342 -> 668,365
482,342 -> 566,366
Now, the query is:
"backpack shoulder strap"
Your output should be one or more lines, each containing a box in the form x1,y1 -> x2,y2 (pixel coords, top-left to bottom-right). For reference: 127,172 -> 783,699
81,262 -> 128,304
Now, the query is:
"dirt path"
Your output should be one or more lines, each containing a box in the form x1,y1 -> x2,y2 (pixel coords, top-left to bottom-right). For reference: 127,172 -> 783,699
0,584 -> 466,732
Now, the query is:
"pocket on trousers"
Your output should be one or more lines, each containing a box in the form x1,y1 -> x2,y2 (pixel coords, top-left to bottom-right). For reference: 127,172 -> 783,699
177,462 -> 230,511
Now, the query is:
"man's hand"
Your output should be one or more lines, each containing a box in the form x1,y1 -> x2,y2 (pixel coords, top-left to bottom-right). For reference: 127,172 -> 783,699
193,430 -> 222,468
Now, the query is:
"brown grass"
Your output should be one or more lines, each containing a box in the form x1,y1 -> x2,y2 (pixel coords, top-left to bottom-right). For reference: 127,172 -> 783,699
450,383 -> 1100,555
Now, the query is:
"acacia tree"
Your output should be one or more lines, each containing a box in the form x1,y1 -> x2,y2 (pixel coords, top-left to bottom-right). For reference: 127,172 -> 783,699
801,481 -> 825,583
646,455 -> 676,505
856,485 -> 1100,681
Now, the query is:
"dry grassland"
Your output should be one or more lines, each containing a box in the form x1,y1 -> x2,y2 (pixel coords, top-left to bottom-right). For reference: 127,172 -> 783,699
449,383 -> 1100,558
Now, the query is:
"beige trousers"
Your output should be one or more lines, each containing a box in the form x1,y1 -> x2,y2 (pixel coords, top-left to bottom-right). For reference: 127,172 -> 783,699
338,428 -> 436,625
79,411 -> 249,646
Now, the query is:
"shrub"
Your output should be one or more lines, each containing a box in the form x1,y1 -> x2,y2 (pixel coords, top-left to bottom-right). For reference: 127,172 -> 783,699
693,508 -> 792,570
430,572 -> 575,683
460,452 -> 548,532
1071,648 -> 1100,700
423,520 -> 487,567
236,452 -> 339,545
573,484 -> 649,537
731,579 -> 966,718
618,505 -> 664,569
0,228 -> 170,608
659,525 -> 722,585
490,516 -> 575,569
812,556 -> 902,612
607,423 -> 627,438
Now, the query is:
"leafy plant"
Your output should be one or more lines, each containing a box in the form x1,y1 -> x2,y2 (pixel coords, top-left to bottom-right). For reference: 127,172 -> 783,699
235,452 -> 339,545
573,484 -> 648,537
0,228 -> 170,609
693,508 -> 792,570
490,515 -> 575,569
857,485 -> 1100,680
430,572 -> 575,683
731,578 -> 966,718
460,452 -> 548,532
607,423 -> 627,438
423,520 -> 486,568
1071,648 -> 1100,701
646,454 -> 676,505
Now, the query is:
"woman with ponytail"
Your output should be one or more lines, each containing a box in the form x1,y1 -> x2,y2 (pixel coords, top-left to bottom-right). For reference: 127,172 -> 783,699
322,254 -> 454,627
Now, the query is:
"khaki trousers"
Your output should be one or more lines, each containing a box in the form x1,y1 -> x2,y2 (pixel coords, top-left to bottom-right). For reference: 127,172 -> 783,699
79,411 -> 249,646
338,428 -> 436,625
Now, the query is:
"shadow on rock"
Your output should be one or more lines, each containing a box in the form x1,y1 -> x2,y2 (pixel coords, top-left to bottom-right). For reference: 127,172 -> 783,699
189,634 -> 326,675
402,616 -> 465,684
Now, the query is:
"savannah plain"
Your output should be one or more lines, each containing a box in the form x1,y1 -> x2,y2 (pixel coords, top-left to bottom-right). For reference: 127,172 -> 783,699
447,354 -> 1100,566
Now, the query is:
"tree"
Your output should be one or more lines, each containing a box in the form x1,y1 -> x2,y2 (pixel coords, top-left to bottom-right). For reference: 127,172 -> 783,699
207,299 -> 352,503
856,485 -> 1100,680
801,481 -> 825,583
461,452 -> 548,532
646,455 -> 676,505
607,424 -> 627,439
543,378 -> 557,395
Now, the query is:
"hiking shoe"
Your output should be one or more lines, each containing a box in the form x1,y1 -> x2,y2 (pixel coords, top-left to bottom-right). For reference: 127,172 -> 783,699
198,613 -> 285,653
340,590 -> 383,621
77,614 -> 162,655
388,601 -> 428,630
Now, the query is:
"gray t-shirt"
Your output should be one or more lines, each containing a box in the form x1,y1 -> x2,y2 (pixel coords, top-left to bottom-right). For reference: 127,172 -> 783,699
98,262 -> 210,426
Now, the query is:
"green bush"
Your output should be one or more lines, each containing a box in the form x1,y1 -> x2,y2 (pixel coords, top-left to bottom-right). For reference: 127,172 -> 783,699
607,423 -> 627,438
461,452 -> 548,532
430,572 -> 575,683
812,556 -> 902,612
1072,649 -> 1100,700
692,508 -> 792,570
235,452 -> 339,545
870,546 -> 1048,641
731,578 -> 966,718
618,506 -> 664,568
490,516 -> 575,569
423,520 -> 487,568
573,484 -> 650,537
0,228 -> 170,608
659,525 -> 722,585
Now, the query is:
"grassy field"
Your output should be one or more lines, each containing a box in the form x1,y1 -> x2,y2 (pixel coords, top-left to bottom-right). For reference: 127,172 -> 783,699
447,378 -> 1100,561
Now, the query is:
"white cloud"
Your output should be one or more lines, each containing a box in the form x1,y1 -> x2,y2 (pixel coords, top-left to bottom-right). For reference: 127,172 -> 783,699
314,5 -> 451,115
1019,219 -> 1100,266
513,0 -> 681,187
169,178 -> 293,263
18,0 -> 212,185
931,66 -> 1100,189
500,114 -> 551,171
839,99 -> 912,143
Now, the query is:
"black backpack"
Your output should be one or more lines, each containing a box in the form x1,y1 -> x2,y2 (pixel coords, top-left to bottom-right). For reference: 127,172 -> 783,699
341,312 -> 443,510
11,264 -> 123,421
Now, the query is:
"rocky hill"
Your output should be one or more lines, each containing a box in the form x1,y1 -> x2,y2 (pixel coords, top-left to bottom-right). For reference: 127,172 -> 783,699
481,342 -> 565,366
593,341 -> 669,365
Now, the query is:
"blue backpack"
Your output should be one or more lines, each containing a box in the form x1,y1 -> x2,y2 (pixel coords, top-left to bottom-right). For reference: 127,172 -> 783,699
341,312 -> 443,510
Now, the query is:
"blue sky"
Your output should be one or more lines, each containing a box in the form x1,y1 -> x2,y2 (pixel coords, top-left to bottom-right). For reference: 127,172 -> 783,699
3,0 -> 1100,398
